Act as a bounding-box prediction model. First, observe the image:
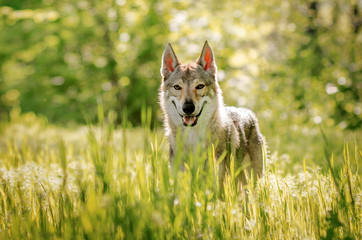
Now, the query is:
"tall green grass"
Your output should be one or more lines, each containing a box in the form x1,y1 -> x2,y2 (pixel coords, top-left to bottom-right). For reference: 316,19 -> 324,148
0,109 -> 360,239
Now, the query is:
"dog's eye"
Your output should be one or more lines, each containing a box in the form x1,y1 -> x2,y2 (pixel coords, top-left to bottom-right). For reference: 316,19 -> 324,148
196,84 -> 205,90
173,85 -> 181,90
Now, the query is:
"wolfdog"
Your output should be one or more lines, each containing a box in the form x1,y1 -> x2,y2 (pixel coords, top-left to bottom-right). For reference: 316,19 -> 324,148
159,41 -> 265,185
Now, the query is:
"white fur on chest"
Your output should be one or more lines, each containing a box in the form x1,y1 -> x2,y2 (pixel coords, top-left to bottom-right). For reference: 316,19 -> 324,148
182,126 -> 207,151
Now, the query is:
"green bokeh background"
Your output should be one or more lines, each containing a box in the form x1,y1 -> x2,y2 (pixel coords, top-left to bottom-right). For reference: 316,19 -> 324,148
0,0 -> 361,166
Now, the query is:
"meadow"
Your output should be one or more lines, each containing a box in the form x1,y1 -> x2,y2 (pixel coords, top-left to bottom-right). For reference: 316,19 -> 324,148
0,0 -> 361,239
0,108 -> 360,239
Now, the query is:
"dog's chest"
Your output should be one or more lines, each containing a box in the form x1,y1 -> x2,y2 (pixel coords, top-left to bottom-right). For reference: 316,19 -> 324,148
183,127 -> 207,151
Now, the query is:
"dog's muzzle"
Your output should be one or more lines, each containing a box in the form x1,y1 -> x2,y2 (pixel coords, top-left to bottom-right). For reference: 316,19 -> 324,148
172,101 -> 206,127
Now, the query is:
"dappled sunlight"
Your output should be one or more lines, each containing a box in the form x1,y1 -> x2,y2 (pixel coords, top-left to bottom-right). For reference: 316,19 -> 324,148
0,0 -> 361,238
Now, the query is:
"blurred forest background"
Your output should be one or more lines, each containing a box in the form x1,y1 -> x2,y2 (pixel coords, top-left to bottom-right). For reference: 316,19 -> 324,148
0,0 -> 361,166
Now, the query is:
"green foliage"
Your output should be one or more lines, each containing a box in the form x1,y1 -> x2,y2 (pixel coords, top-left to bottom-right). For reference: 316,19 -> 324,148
0,0 -> 360,129
0,1 -> 361,236
0,113 -> 360,239
0,0 -> 169,124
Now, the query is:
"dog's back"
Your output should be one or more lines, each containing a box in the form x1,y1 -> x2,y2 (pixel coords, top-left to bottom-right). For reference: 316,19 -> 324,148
225,107 -> 264,179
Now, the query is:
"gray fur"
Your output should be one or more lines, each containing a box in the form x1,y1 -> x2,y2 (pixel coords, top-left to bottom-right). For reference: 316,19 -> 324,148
159,41 -> 265,185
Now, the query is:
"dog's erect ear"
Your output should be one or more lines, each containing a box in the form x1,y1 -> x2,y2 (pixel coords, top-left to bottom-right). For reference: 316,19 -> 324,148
197,41 -> 217,75
161,43 -> 180,79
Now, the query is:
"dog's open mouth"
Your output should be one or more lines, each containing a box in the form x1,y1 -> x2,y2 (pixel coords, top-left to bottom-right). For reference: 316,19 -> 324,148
172,101 -> 206,127
183,116 -> 197,126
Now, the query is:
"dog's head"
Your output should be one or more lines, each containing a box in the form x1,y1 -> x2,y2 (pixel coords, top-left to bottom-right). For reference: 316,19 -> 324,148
160,41 -> 220,127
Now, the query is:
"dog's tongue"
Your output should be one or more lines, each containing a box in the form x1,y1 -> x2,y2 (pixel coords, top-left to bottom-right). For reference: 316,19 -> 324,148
183,116 -> 196,125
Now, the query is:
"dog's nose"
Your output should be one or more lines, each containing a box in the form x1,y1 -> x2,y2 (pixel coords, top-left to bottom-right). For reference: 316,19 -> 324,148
182,101 -> 195,115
